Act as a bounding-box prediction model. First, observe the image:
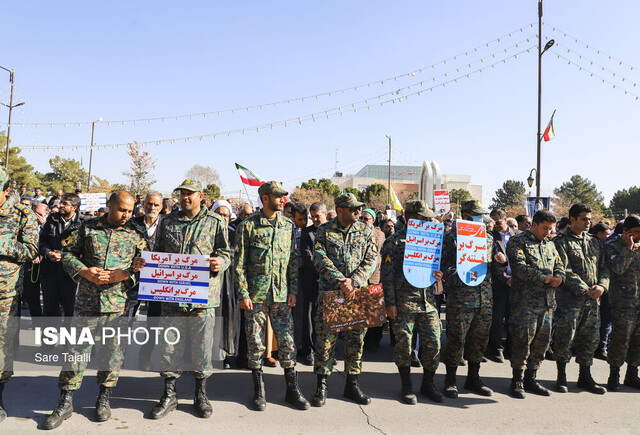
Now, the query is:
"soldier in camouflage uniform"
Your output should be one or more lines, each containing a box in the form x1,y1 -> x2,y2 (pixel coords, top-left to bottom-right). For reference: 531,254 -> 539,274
506,210 -> 564,399
380,200 -> 445,405
0,166 -> 39,423
441,200 -> 496,398
235,181 -> 308,411
552,204 -> 608,394
604,214 -> 640,391
142,179 -> 231,420
43,191 -> 146,430
312,193 -> 377,406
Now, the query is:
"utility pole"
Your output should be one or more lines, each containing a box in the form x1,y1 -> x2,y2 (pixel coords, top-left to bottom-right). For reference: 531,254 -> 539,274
536,0 -> 554,197
0,67 -> 24,169
386,135 -> 391,206
87,118 -> 101,191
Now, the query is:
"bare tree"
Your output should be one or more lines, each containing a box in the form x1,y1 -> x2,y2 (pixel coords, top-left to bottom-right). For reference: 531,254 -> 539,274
185,164 -> 221,187
123,141 -> 157,195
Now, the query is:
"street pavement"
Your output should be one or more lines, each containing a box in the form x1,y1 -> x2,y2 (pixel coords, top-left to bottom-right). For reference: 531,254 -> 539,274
3,316 -> 640,434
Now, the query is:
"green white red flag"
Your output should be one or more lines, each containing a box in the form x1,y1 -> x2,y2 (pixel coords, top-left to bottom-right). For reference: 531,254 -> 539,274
235,163 -> 264,187
543,110 -> 556,141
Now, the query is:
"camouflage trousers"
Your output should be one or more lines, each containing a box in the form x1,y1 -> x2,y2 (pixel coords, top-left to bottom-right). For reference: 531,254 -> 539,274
393,308 -> 441,371
607,307 -> 640,368
552,302 -> 600,366
0,295 -> 19,384
509,306 -> 552,370
58,310 -> 128,391
245,301 -> 295,370
160,304 -> 215,379
442,305 -> 491,366
314,308 -> 366,375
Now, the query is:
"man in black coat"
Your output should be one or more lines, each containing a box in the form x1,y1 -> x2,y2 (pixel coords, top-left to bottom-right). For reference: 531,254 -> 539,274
39,193 -> 84,317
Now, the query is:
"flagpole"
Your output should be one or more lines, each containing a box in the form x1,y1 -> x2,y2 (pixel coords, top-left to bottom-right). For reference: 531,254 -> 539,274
242,183 -> 254,208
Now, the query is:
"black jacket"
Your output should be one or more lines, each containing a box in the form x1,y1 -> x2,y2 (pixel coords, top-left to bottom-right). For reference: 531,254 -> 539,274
300,225 -> 320,294
39,212 -> 84,278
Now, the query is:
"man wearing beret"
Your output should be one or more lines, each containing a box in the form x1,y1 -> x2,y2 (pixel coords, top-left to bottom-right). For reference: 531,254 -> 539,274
312,193 -> 377,406
235,181 -> 309,411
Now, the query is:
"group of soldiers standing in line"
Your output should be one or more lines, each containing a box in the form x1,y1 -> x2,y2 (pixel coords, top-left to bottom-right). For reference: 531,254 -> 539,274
0,166 -> 638,428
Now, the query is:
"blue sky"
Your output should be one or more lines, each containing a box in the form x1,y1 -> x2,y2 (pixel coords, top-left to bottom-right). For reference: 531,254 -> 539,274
2,1 -> 638,208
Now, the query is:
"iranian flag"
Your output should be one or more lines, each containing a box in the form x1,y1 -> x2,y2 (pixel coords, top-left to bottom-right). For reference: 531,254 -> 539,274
543,110 -> 556,141
235,163 -> 265,187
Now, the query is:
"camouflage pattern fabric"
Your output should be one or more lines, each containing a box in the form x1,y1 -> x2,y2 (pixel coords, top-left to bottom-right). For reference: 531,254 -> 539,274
156,206 -> 230,309
244,300 -> 295,370
0,196 -> 39,383
553,229 -> 609,366
604,235 -> 640,368
159,304 -> 215,379
62,215 -> 147,314
441,221 -> 493,366
380,227 -> 441,370
393,311 -> 441,371
234,211 -> 298,303
506,230 -> 565,370
313,218 -> 377,376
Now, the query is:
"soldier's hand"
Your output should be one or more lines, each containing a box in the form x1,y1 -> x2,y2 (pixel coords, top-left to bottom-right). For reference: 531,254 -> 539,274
544,274 -> 554,284
506,276 -> 512,287
587,285 -> 605,299
386,306 -> 397,320
338,278 -> 356,300
550,275 -> 563,287
98,268 -> 130,284
79,267 -> 104,285
239,298 -> 253,310
494,252 -> 507,263
132,257 -> 146,273
622,231 -> 634,250
47,250 -> 62,262
206,256 -> 222,273
32,256 -> 41,264
433,270 -> 444,281
287,294 -> 296,307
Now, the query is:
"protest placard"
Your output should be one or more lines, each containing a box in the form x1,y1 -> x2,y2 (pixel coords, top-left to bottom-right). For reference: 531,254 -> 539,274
403,219 -> 444,288
434,190 -> 451,214
455,221 -> 487,286
78,192 -> 107,212
526,196 -> 551,217
321,284 -> 385,332
139,251 -> 210,304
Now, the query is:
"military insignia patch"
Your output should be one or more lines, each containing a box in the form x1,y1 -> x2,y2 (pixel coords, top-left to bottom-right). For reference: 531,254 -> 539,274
62,235 -> 74,247
137,241 -> 147,250
384,255 -> 392,263
314,242 -> 322,250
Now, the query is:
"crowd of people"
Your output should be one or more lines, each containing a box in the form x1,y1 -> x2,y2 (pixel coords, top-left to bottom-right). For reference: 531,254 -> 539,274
0,169 -> 638,430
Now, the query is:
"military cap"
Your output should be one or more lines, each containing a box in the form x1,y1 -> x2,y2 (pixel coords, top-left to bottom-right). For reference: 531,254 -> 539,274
335,193 -> 365,209
258,181 -> 288,197
175,179 -> 203,192
404,200 -> 437,218
0,166 -> 8,188
461,199 -> 489,214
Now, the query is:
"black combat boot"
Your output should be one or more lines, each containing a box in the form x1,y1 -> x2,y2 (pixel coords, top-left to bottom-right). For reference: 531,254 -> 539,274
523,368 -> 551,396
510,369 -> 525,399
0,383 -> 6,423
464,363 -> 493,396
624,365 -> 640,390
420,369 -> 444,403
311,374 -> 328,407
443,365 -> 458,398
95,385 -> 112,422
194,378 -> 212,418
284,368 -> 310,410
150,378 -> 178,419
577,364 -> 606,394
555,362 -> 568,393
251,369 -> 266,411
397,366 -> 416,405
343,374 -> 371,405
607,366 -> 620,392
42,390 -> 74,430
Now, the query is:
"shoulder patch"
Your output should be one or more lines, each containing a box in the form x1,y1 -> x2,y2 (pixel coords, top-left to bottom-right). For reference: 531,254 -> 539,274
384,255 -> 392,263
314,241 -> 322,250
137,240 -> 147,250
62,235 -> 74,247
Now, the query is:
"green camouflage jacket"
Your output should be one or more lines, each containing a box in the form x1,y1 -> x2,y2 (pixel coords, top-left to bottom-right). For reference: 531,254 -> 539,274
156,207 -> 231,309
441,221 -> 493,309
313,218 -> 377,293
604,235 -> 640,309
380,228 -> 437,312
554,229 -> 609,307
234,211 -> 298,303
506,229 -> 565,310
0,197 -> 39,298
62,215 -> 147,314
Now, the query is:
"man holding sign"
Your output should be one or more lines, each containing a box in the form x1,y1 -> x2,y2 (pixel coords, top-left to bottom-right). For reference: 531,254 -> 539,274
381,200 -> 445,404
441,200 -> 501,399
141,179 -> 231,420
